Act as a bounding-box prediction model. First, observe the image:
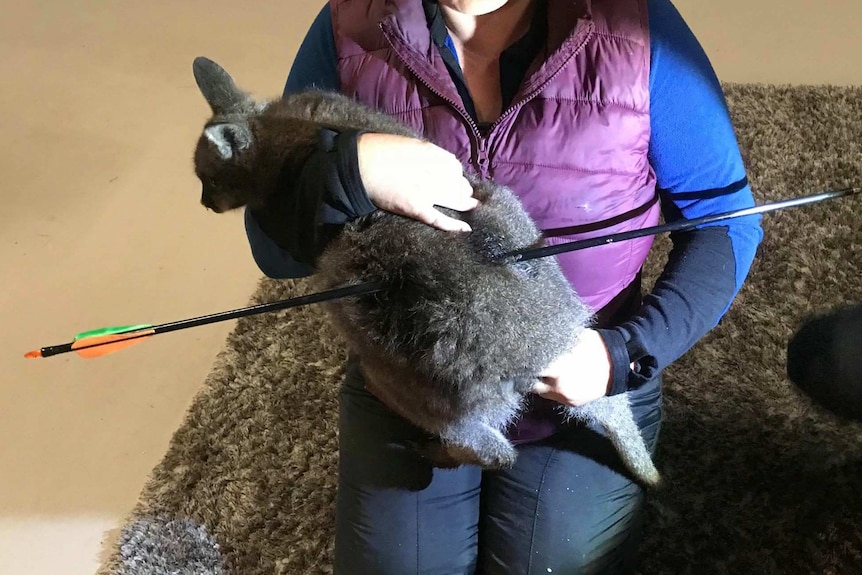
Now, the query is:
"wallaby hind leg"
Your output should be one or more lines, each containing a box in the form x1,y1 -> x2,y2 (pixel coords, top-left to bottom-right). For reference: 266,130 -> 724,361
565,395 -> 661,487
411,420 -> 518,469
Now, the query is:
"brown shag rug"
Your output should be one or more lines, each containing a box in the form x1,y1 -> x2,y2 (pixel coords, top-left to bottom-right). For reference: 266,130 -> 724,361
99,84 -> 862,575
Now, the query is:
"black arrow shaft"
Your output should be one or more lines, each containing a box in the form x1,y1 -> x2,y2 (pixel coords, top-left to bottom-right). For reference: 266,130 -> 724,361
149,281 -> 385,335
32,187 -> 860,357
506,187 -> 860,262
36,282 -> 384,357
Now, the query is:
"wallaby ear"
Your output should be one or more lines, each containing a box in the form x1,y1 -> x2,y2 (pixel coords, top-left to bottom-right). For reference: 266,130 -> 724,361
204,122 -> 253,160
193,56 -> 255,115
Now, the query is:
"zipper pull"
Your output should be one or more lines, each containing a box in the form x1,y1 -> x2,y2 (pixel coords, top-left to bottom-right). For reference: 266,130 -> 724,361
476,137 -> 489,177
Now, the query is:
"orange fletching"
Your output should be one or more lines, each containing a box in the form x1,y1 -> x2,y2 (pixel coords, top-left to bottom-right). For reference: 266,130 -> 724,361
70,329 -> 156,358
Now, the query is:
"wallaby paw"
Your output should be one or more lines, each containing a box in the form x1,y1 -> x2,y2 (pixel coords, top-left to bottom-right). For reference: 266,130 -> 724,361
474,443 -> 518,469
406,440 -> 463,468
408,439 -> 517,470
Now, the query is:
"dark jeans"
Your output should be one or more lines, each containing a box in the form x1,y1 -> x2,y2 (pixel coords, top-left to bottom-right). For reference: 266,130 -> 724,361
333,360 -> 662,575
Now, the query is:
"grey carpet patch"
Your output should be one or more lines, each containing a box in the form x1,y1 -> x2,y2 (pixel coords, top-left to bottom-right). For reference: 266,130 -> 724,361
99,83 -> 862,575
114,517 -> 225,575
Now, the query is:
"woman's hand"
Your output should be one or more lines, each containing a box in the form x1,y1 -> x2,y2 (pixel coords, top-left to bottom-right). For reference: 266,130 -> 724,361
531,329 -> 613,407
357,133 -> 479,232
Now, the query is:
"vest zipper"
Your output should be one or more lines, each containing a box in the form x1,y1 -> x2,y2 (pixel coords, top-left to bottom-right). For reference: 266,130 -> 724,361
379,23 -> 489,175
487,23 -> 596,134
379,20 -> 595,179
476,137 -> 489,177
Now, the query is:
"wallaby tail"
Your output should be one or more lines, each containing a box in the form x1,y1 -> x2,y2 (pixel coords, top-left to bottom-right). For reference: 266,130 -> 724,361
565,395 -> 661,488
604,419 -> 661,487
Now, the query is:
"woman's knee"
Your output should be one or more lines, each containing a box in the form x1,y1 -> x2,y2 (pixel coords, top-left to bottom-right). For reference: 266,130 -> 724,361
478,435 -> 649,575
335,361 -> 482,574
547,492 -> 645,575
334,464 -> 482,575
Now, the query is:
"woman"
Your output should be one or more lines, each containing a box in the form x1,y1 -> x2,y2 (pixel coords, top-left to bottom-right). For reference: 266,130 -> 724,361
245,0 -> 764,572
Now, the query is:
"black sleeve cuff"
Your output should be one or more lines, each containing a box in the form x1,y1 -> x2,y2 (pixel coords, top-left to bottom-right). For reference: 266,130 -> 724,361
622,330 -> 660,389
334,129 -> 377,217
248,127 -> 379,267
596,328 -> 632,396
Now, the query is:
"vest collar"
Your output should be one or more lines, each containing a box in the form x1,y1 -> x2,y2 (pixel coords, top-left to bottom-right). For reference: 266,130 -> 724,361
380,0 -> 594,110
521,0 -> 593,97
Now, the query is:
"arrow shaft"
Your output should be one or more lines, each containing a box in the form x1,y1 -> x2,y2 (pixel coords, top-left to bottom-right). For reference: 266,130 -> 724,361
149,281 -> 384,335
38,342 -> 75,358
506,187 -> 860,262
27,187 -> 860,359
35,282 -> 384,357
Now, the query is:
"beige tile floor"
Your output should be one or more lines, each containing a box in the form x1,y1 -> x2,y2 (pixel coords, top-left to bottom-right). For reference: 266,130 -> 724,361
1,1 -> 860,574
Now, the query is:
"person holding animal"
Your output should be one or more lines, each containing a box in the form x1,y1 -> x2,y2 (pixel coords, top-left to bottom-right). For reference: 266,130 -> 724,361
233,0 -> 764,573
193,53 -> 662,485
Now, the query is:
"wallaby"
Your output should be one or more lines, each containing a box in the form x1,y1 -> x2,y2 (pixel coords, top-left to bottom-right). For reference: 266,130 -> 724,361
191,56 -> 661,487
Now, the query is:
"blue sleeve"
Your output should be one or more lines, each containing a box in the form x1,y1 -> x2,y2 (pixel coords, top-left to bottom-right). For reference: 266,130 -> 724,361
283,4 -> 339,94
602,0 -> 764,393
244,4 -> 356,279
647,0 -> 762,296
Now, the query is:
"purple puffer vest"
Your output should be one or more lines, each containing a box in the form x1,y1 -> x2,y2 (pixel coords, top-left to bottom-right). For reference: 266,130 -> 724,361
330,0 -> 658,443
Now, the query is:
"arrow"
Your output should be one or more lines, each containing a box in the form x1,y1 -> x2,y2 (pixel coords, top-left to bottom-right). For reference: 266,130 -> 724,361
25,282 -> 383,359
508,187 -> 860,262
25,187 -> 861,360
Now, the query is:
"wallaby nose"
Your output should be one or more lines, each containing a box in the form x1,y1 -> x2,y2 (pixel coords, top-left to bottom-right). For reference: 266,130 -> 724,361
202,199 -> 221,212
201,192 -> 221,212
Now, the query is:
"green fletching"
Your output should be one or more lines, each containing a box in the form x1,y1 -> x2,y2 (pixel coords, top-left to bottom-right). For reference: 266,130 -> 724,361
74,324 -> 153,341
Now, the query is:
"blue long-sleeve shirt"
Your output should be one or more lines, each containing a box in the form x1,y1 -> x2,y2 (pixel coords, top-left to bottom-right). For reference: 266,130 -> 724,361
244,0 -> 763,393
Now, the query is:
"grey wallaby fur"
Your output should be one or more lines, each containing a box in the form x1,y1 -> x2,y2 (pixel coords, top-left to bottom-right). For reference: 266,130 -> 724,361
190,56 -> 661,487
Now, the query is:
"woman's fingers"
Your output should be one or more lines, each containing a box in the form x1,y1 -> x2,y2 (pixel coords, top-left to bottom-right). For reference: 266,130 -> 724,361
434,184 -> 480,211
412,203 -> 472,232
358,133 -> 479,230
